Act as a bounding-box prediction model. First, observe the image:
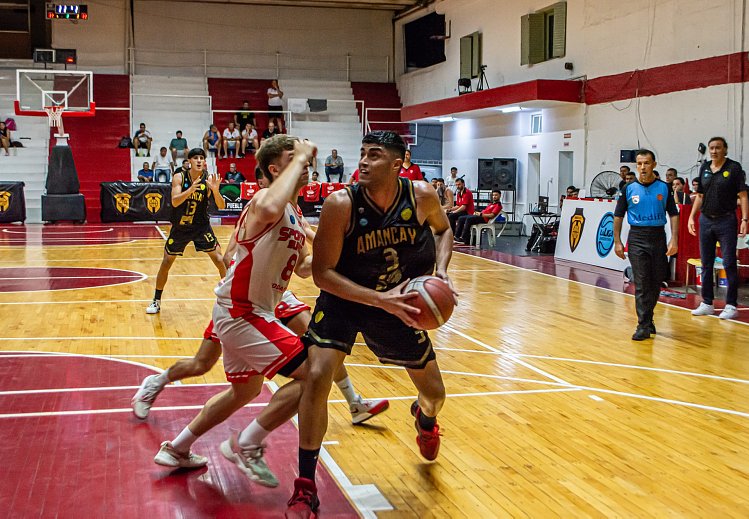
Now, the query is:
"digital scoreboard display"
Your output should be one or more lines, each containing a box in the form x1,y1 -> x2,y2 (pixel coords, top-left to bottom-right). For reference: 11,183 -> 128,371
46,4 -> 88,20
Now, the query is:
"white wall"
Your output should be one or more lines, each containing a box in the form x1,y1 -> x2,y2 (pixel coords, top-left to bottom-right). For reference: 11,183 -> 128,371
53,0 -> 394,80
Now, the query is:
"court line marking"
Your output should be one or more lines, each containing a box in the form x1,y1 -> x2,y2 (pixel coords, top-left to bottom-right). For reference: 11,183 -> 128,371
0,269 -> 148,294
3,275 -> 146,280
2,228 -> 116,234
0,258 -> 215,264
456,250 -> 749,327
154,224 -> 168,240
0,299 -> 216,306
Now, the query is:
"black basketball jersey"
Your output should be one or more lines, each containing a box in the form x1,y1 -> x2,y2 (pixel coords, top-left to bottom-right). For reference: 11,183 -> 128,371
171,171 -> 212,227
335,177 -> 436,292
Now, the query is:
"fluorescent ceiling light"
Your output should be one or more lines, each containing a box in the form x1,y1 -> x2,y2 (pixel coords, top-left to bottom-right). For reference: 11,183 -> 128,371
499,106 -> 522,113
437,116 -> 456,122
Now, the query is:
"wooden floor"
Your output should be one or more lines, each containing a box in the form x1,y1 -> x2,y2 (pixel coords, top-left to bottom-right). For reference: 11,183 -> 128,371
1,224 -> 748,517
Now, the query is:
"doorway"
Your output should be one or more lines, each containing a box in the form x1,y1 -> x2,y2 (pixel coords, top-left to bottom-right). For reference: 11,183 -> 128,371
558,151 -> 574,207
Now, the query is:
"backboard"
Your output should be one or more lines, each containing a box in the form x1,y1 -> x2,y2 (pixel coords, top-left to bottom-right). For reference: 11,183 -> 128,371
15,69 -> 95,117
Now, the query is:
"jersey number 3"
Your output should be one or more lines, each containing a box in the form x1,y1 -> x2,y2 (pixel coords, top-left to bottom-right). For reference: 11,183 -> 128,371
376,247 -> 402,291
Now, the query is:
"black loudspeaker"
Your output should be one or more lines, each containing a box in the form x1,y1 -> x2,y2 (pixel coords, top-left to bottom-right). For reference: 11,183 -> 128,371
478,158 -> 516,191
47,146 -> 80,194
42,194 -> 86,223
620,149 -> 637,163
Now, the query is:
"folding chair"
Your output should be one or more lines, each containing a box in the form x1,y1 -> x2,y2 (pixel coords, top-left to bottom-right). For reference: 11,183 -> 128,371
469,211 -> 507,248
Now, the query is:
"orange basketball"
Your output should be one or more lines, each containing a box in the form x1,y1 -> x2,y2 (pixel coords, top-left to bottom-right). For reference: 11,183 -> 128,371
402,275 -> 455,330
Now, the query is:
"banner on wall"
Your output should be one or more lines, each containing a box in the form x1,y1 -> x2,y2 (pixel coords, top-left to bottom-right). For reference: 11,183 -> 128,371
0,182 -> 26,223
555,198 -> 672,271
217,183 -> 246,215
100,182 -> 172,222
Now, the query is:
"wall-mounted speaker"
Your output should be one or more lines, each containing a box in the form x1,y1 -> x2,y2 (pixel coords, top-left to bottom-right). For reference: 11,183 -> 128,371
620,149 -> 637,163
478,158 -> 516,191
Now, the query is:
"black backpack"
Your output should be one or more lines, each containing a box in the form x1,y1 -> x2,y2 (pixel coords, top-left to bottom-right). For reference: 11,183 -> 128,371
118,136 -> 133,148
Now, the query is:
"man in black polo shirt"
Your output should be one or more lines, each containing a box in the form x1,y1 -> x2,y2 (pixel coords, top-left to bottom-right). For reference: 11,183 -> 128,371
614,149 -> 679,341
688,137 -> 749,320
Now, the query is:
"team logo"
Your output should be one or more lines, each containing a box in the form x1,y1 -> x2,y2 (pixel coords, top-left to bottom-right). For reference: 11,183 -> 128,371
314,311 -> 324,323
596,212 -> 615,257
400,208 -> 413,221
656,193 -> 663,201
144,192 -> 163,214
632,195 -> 640,204
724,171 -> 730,178
0,191 -> 11,213
114,193 -> 132,214
290,214 -> 296,224
359,218 -> 368,227
569,207 -> 586,252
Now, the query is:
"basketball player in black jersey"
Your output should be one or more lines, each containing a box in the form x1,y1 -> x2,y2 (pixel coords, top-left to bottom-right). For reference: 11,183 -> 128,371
286,131 -> 456,518
146,148 -> 226,314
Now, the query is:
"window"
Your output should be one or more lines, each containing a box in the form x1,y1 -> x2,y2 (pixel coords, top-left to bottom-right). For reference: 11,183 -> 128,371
531,113 -> 542,135
460,31 -> 482,79
0,2 -> 30,33
521,2 -> 566,66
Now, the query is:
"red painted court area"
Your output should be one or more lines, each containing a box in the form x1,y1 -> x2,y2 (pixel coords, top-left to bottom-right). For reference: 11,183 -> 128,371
0,267 -> 145,292
0,353 -> 358,518
0,224 -> 164,246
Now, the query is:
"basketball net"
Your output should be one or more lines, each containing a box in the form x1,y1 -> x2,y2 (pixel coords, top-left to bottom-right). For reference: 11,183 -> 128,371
44,105 -> 66,137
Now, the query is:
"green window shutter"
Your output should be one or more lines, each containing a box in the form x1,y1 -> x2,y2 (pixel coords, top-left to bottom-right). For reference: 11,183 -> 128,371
460,35 -> 473,78
528,12 -> 545,64
552,2 -> 567,58
521,14 -> 530,65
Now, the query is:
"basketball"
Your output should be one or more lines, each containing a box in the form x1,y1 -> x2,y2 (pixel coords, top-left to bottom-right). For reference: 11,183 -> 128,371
402,275 -> 455,330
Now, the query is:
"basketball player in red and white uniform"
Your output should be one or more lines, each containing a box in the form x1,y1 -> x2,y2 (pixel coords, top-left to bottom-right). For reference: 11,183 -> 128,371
150,135 -> 388,487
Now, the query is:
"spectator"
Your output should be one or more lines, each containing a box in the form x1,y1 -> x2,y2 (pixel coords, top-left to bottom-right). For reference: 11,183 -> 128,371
446,177 -> 475,233
399,149 -> 423,181
348,168 -> 360,185
261,121 -> 280,144
445,167 -> 459,191
454,189 -> 503,245
133,122 -> 152,157
665,168 -> 677,187
174,159 -> 190,176
240,123 -> 259,157
311,171 -> 320,183
560,184 -> 577,208
221,122 -> 241,159
324,149 -> 344,182
223,163 -> 245,184
137,161 -> 154,182
618,165 -> 631,193
690,178 -> 700,202
151,146 -> 174,182
203,124 -> 221,157
0,121 -> 11,156
234,101 -> 256,130
267,79 -> 284,131
673,176 -> 690,204
626,171 -> 636,184
435,177 -> 454,211
169,130 -> 188,162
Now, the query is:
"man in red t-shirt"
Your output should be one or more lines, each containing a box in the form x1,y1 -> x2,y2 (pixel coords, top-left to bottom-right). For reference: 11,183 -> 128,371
347,168 -> 360,185
399,149 -> 423,181
446,177 -> 475,233
455,190 -> 503,244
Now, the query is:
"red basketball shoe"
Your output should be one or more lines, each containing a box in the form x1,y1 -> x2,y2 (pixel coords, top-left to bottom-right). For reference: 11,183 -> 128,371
410,400 -> 441,461
285,477 -> 319,519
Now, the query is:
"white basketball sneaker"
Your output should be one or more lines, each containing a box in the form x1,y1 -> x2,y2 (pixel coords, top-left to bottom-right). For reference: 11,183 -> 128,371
146,300 -> 161,314
131,374 -> 165,419
154,441 -> 207,469
719,305 -> 739,320
691,303 -> 715,316
220,433 -> 279,487
350,397 -> 390,425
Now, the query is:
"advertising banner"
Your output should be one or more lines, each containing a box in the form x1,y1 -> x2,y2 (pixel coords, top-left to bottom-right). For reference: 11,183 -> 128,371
100,182 -> 172,222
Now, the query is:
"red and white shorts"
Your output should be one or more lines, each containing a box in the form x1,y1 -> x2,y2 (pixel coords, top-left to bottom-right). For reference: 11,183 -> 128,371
211,302 -> 304,383
202,290 -> 309,344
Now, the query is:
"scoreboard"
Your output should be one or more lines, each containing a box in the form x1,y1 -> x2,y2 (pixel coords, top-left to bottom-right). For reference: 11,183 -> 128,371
46,4 -> 88,20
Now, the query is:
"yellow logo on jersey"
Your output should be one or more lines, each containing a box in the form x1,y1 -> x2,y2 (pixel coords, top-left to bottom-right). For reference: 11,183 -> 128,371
114,193 -> 131,214
144,192 -> 163,214
0,191 -> 11,212
400,208 -> 413,221
168,238 -> 174,244
314,311 -> 324,323
724,171 -> 730,178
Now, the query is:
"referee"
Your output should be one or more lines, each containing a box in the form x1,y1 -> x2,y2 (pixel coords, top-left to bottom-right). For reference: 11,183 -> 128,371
613,149 -> 679,341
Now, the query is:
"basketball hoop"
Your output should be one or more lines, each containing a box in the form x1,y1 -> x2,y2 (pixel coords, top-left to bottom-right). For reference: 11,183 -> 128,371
44,105 -> 65,130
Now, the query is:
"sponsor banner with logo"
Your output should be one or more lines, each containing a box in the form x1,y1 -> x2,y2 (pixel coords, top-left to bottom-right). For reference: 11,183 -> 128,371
0,182 -> 26,223
556,199 -> 672,271
100,182 -> 172,222
217,183 -> 247,215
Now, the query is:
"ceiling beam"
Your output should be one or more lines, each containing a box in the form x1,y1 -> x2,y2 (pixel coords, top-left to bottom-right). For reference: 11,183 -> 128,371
161,0 -> 419,11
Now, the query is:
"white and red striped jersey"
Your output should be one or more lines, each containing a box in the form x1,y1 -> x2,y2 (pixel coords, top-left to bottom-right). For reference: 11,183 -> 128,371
215,202 -> 306,317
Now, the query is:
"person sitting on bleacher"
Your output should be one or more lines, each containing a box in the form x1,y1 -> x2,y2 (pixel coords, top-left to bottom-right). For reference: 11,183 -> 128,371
240,123 -> 259,157
454,189 -> 503,245
261,121 -> 280,145
222,163 -> 245,184
203,124 -> 221,157
311,171 -> 320,183
174,159 -> 190,176
221,122 -> 241,159
133,123 -> 152,157
137,161 -> 154,182
169,130 -> 188,162
234,101 -> 256,130
0,121 -> 10,156
151,146 -> 174,182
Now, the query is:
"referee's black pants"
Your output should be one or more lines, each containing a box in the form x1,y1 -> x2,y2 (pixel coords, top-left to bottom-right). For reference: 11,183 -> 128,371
627,226 -> 669,328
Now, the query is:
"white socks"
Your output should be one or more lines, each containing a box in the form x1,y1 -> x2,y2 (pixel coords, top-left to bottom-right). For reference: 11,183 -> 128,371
335,376 -> 360,406
238,421 -> 271,449
154,370 -> 171,387
171,427 -> 199,453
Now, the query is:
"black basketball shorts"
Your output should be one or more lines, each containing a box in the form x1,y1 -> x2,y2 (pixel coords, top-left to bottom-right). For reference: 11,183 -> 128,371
165,224 -> 218,255
303,291 -> 436,370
